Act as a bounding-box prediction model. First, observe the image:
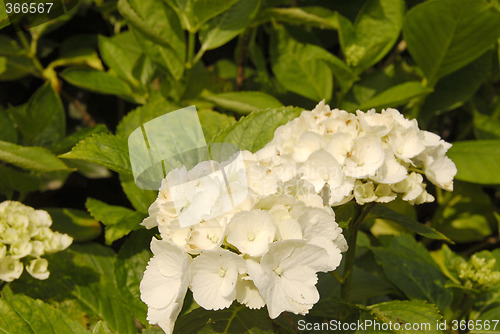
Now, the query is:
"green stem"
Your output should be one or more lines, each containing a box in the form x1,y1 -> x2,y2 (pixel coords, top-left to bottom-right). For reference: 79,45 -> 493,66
186,31 -> 196,69
340,203 -> 376,307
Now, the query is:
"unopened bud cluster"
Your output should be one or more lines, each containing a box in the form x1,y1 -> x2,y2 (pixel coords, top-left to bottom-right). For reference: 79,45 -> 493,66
457,255 -> 500,290
0,201 -> 73,282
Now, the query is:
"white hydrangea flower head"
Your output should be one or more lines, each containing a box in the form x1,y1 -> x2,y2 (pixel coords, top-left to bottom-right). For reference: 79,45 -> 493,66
139,101 -> 457,333
0,201 -> 73,282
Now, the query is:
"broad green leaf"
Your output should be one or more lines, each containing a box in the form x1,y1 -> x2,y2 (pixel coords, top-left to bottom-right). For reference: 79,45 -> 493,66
421,50 -> 493,115
60,133 -> 132,174
168,0 -> 239,32
98,31 -> 156,89
198,109 -> 236,141
0,55 -> 36,80
9,83 -> 65,147
92,321 -> 113,334
212,106 -> 302,152
369,206 -> 450,241
0,106 -> 17,143
270,26 -> 333,102
372,234 -> 453,309
11,244 -> 138,334
199,0 -> 260,50
0,289 -> 89,334
261,6 -> 338,29
60,67 -> 134,96
337,0 -> 404,73
114,229 -> 155,324
117,0 -> 185,80
46,208 -> 102,242
86,198 -> 145,244
120,174 -> 157,213
203,91 -> 282,115
358,81 -> 431,110
430,244 -> 462,284
367,300 -> 443,334
0,165 -> 42,197
0,35 -> 23,56
474,111 -> 500,140
0,140 -> 71,172
174,305 -> 273,334
447,140 -> 500,184
403,0 -> 500,85
432,182 -> 496,243
51,124 -> 110,155
116,98 -> 180,138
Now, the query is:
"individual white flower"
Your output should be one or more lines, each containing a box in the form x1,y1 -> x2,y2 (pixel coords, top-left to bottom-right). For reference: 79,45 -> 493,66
357,109 -> 394,137
26,258 -> 50,280
388,125 -> 425,163
1,227 -> 19,244
370,151 -> 407,184
246,240 -> 329,318
44,232 -> 73,253
423,155 -> 456,191
9,239 -> 32,259
189,249 -> 245,310
391,172 -> 426,202
300,150 -> 343,192
0,244 -> 6,261
29,240 -> 45,258
0,256 -> 23,282
353,180 -> 378,205
344,136 -> 385,179
186,218 -> 227,253
227,210 -> 276,257
325,132 -> 354,165
140,238 -> 192,334
293,132 -> 325,163
31,210 -> 53,227
374,184 -> 397,203
235,276 -> 266,309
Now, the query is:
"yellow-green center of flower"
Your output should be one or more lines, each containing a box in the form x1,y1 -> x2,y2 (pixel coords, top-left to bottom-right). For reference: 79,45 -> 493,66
218,268 -> 226,277
248,233 -> 255,241
274,266 -> 284,276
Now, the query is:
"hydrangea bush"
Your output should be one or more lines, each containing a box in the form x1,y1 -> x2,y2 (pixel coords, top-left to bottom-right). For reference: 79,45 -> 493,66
0,0 -> 500,333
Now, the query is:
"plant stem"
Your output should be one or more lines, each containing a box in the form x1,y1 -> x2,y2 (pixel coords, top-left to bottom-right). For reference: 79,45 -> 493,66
340,203 -> 376,306
186,31 -> 196,69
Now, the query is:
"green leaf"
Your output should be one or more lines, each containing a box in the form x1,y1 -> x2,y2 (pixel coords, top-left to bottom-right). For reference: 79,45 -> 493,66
10,243 -> 138,334
0,140 -> 71,172
199,0 -> 261,50
60,67 -> 134,96
0,35 -> 24,56
372,234 -> 453,309
262,6 -> 338,30
46,208 -> 102,242
51,124 -> 110,155
367,300 -> 443,334
421,50 -> 493,115
432,182 -> 496,243
120,174 -> 157,213
337,0 -> 405,73
370,206 -> 451,242
175,305 -> 273,334
116,98 -> 180,138
358,81 -> 432,110
92,321 -> 113,334
60,133 -> 132,174
212,106 -> 302,152
474,111 -> 500,140
270,26 -> 333,102
114,230 -> 155,324
198,109 -> 236,141
0,55 -> 36,81
403,0 -> 500,85
0,165 -> 42,197
447,140 -> 500,184
86,198 -> 145,245
98,31 -> 156,89
0,106 -> 18,143
9,82 -> 65,147
203,91 -> 282,115
117,0 -> 185,80
168,0 -> 239,32
0,289 -> 89,334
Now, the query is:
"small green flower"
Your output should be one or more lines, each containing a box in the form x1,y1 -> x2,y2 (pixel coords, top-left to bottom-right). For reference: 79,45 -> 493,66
456,255 -> 500,290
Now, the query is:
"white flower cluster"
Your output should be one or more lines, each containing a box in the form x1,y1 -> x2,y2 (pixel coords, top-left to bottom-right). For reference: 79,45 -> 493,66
140,152 -> 346,333
257,101 -> 457,206
139,101 -> 456,333
0,201 -> 73,282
